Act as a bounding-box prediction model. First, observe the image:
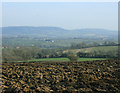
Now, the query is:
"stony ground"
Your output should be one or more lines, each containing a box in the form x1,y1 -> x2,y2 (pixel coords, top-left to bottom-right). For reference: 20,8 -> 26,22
1,59 -> 120,93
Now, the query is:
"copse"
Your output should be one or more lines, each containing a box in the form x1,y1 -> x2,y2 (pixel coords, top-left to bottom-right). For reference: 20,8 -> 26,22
66,52 -> 79,62
2,47 -> 64,62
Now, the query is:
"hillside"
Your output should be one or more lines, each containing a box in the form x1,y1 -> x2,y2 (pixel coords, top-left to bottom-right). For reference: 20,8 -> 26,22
63,46 -> 118,54
2,26 -> 118,39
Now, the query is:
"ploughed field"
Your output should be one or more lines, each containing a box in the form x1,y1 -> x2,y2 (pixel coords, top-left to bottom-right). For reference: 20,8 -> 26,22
1,60 -> 120,92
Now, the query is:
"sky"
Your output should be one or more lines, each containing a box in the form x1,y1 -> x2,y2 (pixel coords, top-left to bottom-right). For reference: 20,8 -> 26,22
2,2 -> 118,30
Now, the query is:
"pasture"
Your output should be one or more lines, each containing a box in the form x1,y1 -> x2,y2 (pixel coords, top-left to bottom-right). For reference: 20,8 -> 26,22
64,46 -> 118,54
27,58 -> 105,62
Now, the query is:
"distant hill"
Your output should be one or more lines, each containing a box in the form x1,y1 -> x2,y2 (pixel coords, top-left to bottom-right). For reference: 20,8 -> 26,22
2,26 -> 118,39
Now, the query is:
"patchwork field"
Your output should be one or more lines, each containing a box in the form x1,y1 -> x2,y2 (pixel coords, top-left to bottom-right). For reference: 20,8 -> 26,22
1,59 -> 120,92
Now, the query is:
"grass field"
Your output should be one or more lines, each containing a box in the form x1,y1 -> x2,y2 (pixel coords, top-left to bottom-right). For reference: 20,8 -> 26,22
64,46 -> 118,54
27,58 -> 105,62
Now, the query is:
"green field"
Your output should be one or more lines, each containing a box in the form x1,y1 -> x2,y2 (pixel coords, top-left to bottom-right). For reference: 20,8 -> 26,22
27,58 -> 105,62
64,46 -> 118,54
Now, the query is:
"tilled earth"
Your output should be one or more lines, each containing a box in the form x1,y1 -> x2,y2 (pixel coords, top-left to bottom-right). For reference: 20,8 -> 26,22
1,60 -> 120,93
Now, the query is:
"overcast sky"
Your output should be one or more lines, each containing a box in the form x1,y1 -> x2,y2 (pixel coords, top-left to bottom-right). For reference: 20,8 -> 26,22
2,2 -> 118,30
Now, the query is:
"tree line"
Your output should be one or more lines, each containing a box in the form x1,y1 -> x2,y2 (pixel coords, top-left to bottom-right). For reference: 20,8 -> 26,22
2,47 -> 65,62
70,41 -> 118,49
2,41 -> 118,62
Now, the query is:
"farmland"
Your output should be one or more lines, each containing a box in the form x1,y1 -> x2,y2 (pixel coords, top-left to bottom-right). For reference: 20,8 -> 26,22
2,27 -> 119,92
64,46 -> 118,54
27,58 -> 105,62
1,59 -> 120,92
2,3 -> 119,93
2,36 -> 117,48
2,45 -> 118,63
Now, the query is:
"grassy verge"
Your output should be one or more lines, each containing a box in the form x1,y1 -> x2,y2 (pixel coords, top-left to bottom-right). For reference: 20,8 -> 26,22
28,58 -> 69,62
27,58 -> 105,62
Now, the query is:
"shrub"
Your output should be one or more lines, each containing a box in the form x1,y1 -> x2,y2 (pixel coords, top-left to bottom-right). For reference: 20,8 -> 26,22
67,52 -> 79,62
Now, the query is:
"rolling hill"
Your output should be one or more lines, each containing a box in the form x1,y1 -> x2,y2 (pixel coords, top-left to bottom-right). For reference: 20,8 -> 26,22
2,26 -> 118,39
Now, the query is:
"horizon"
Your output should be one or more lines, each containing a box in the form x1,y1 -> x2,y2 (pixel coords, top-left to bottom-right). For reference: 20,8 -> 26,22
2,26 -> 117,31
